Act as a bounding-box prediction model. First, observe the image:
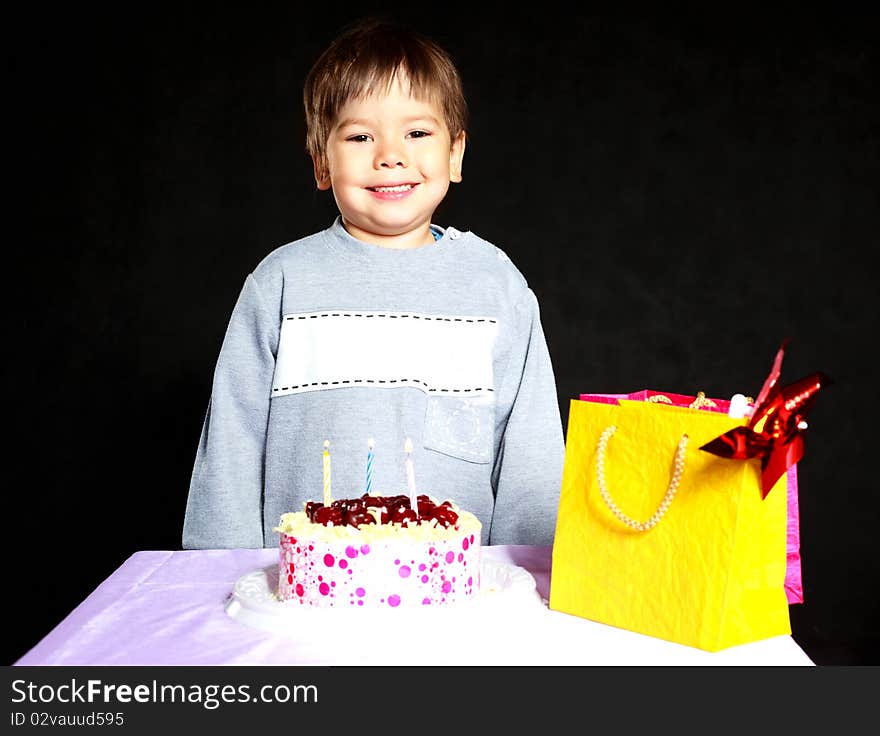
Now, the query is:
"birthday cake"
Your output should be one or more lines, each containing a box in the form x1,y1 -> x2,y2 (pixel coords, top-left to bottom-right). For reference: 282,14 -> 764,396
274,493 -> 482,608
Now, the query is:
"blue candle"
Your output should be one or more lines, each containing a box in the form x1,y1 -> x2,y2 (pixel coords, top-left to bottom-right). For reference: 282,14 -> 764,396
366,438 -> 375,495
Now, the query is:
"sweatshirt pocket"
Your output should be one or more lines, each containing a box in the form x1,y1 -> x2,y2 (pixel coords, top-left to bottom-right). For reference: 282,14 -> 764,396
423,395 -> 494,464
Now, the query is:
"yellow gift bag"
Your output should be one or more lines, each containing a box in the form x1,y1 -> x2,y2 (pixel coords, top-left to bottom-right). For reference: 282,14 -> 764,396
549,395 -> 791,651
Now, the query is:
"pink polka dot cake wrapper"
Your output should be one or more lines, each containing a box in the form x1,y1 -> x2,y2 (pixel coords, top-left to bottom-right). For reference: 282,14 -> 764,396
278,532 -> 480,608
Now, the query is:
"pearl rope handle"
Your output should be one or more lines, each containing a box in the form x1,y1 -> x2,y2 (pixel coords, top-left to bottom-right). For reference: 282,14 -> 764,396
595,425 -> 689,532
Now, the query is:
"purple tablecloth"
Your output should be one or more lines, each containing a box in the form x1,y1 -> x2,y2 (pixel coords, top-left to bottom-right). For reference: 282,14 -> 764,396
15,546 -> 813,666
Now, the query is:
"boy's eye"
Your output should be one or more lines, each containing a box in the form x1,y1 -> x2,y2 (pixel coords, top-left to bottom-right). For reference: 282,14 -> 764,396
408,130 -> 431,139
346,134 -> 371,143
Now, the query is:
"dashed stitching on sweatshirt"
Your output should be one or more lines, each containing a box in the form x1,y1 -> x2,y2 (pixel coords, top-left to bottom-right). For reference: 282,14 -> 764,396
284,313 -> 496,323
273,380 -> 493,394
274,311 -> 497,396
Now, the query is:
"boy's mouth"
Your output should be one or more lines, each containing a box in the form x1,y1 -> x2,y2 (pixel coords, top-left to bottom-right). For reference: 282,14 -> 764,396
366,183 -> 417,193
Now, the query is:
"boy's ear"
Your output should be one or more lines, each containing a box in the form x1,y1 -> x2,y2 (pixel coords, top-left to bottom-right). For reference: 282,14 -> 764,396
449,131 -> 466,183
311,154 -> 332,190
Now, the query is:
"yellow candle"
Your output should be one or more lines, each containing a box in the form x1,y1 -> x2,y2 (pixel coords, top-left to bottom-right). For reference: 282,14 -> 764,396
323,440 -> 332,506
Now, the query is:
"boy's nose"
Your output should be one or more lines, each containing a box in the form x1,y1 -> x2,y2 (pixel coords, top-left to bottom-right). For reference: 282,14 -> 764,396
374,146 -> 407,169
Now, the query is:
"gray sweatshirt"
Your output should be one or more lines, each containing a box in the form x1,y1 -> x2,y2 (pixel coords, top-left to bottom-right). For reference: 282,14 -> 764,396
182,217 -> 565,549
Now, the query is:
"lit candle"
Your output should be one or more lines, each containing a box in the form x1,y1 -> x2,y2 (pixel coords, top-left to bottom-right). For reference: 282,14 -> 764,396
404,438 -> 418,516
322,440 -> 332,507
366,437 -> 375,495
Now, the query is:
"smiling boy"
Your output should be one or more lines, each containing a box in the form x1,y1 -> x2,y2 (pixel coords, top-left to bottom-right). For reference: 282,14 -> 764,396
314,73 -> 465,247
182,18 -> 565,549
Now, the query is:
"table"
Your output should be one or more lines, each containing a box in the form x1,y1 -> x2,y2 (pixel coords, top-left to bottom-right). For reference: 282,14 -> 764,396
14,546 -> 814,666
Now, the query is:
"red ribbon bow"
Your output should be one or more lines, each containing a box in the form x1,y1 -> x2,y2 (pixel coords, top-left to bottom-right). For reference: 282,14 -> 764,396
699,339 -> 831,498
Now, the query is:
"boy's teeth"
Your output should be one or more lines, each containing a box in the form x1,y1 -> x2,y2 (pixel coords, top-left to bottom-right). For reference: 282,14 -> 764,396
373,184 -> 413,192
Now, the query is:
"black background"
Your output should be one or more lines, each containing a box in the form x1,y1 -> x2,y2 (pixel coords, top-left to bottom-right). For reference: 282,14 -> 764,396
7,5 -> 878,665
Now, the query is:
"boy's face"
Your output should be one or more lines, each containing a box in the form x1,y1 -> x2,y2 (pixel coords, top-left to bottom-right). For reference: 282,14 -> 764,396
313,74 -> 465,248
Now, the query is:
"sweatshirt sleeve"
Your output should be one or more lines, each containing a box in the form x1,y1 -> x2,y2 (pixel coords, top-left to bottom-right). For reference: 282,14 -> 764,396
489,288 -> 565,546
182,273 -> 279,549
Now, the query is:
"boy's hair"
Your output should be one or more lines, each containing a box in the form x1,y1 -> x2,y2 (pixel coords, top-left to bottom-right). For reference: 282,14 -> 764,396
304,18 -> 468,175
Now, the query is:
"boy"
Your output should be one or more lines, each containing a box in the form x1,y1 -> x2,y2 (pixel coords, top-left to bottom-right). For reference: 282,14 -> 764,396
182,18 -> 564,549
